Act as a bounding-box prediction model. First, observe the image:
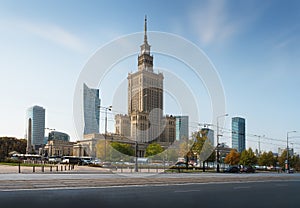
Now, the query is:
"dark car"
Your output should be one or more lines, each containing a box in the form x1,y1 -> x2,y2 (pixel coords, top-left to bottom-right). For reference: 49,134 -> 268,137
240,165 -> 256,173
170,162 -> 192,169
224,166 -> 240,173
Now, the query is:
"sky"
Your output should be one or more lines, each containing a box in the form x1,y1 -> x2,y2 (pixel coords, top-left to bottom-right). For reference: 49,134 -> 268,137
0,0 -> 299,154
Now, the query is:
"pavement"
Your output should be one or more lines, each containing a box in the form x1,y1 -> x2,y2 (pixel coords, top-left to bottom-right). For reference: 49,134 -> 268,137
1,164 -> 300,191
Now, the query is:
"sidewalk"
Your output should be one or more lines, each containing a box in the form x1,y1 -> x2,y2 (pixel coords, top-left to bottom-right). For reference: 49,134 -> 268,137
0,164 -> 112,174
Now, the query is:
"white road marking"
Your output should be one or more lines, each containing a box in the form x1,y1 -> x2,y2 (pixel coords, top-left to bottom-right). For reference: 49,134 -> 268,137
233,186 -> 251,190
275,184 -> 288,187
174,189 -> 202,193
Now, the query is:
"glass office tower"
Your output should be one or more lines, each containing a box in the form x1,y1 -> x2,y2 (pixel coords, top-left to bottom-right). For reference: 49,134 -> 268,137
26,105 -> 45,150
175,116 -> 189,141
83,83 -> 100,135
232,117 -> 246,152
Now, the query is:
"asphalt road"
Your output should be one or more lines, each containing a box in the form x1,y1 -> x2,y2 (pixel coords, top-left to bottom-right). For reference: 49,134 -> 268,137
1,180 -> 299,208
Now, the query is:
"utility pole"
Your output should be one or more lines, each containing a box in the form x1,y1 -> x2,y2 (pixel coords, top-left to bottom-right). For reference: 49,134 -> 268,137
217,114 -> 228,173
286,131 -> 296,173
99,105 -> 112,162
134,112 -> 138,172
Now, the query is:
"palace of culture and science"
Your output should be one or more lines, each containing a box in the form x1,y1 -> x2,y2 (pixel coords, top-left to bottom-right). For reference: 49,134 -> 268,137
73,17 -> 179,158
115,17 -> 176,147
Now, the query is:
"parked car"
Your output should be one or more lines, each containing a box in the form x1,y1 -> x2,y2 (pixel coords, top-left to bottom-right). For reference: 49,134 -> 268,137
224,166 -> 240,173
169,162 -> 193,169
81,159 -> 92,165
240,165 -> 256,173
91,159 -> 101,165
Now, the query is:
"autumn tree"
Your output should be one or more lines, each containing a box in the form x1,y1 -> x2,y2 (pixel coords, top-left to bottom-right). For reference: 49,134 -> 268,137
190,130 -> 215,171
224,149 -> 240,165
239,148 -> 257,166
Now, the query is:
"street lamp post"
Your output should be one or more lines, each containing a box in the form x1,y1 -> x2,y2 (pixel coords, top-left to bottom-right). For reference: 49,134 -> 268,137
45,128 -> 55,157
99,105 -> 112,162
286,130 -> 297,173
134,112 -> 138,172
134,94 -> 147,173
217,114 -> 228,173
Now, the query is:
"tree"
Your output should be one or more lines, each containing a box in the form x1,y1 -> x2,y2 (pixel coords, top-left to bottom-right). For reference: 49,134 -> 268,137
239,148 -> 257,166
258,151 -> 276,167
145,143 -> 163,158
96,140 -> 107,161
110,142 -> 134,157
192,131 -> 215,161
278,150 -> 300,170
278,150 -> 289,168
157,147 -> 179,163
0,137 -> 27,161
290,154 -> 300,171
190,130 -> 215,171
224,149 -> 240,165
178,138 -> 193,158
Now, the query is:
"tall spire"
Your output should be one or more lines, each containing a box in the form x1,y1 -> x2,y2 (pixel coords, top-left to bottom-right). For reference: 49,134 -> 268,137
138,15 -> 152,71
144,15 -> 148,44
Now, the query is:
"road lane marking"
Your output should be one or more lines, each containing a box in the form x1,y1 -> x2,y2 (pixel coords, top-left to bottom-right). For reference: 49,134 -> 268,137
174,189 -> 202,193
233,186 -> 251,190
275,184 -> 288,187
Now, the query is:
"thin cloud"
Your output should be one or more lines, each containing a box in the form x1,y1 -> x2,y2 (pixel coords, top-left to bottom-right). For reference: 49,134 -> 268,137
22,21 -> 86,52
188,0 -> 265,46
188,0 -> 238,45
2,19 -> 87,53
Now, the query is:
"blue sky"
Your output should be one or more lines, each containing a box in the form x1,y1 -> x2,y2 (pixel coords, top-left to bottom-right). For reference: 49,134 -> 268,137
0,0 -> 299,153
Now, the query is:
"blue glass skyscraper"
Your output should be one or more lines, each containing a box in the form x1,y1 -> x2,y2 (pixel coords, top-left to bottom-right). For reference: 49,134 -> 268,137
83,83 -> 100,135
232,117 -> 246,152
26,105 -> 45,150
175,116 -> 189,141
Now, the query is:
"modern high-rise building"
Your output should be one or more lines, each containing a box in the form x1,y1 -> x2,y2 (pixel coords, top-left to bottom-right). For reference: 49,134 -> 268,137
48,131 -> 70,142
232,117 -> 246,152
26,105 -> 45,151
175,116 -> 189,141
83,83 -> 100,135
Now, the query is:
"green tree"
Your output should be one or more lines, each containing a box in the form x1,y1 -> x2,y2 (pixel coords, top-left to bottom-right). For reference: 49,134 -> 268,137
145,143 -> 163,157
290,154 -> 300,171
278,150 -> 290,168
258,151 -> 276,167
224,149 -> 240,165
239,148 -> 257,166
96,140 -> 106,161
0,137 -> 27,161
110,142 -> 134,156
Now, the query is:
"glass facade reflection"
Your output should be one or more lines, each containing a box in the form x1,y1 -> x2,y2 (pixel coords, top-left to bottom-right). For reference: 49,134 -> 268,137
232,117 -> 245,152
